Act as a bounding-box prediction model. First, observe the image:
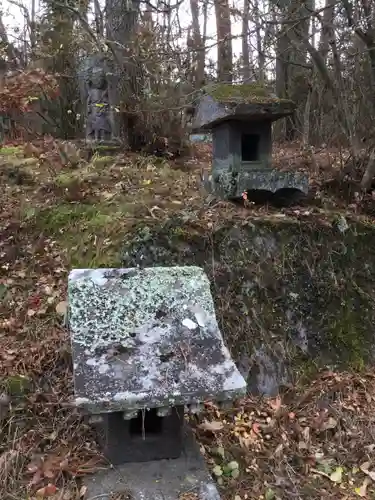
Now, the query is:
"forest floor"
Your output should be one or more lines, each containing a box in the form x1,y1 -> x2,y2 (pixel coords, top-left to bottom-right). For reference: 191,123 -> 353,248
1,140 -> 375,500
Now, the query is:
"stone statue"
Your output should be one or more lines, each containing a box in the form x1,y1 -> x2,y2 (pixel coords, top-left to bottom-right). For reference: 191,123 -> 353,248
86,66 -> 112,142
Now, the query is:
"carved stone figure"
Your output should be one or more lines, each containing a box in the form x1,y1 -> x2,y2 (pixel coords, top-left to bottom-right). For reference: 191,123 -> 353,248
86,66 -> 112,142
78,53 -> 120,144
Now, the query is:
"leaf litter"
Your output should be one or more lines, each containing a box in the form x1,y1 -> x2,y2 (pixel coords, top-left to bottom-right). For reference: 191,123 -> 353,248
2,142 -> 375,499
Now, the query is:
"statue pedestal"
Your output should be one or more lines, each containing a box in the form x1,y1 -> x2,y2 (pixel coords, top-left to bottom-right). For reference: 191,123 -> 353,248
84,139 -> 123,158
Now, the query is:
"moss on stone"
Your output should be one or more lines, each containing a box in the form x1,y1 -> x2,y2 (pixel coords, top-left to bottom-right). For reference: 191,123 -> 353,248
121,216 -> 375,390
207,83 -> 293,105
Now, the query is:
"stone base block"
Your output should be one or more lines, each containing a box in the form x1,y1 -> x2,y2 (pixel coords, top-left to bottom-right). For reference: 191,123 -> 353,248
205,169 -> 309,200
84,426 -> 221,500
91,406 -> 184,465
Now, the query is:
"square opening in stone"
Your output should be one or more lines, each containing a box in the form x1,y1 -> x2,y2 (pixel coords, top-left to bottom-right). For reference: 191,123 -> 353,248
241,133 -> 260,161
129,409 -> 163,436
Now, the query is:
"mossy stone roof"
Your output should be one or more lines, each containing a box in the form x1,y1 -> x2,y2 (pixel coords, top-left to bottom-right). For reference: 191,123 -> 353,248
191,84 -> 296,131
206,83 -> 293,105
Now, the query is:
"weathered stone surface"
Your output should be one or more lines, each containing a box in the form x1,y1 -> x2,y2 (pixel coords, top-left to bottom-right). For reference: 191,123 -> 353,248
121,217 -> 375,396
68,267 -> 246,413
206,169 -> 309,199
192,84 -> 295,131
84,426 -> 221,500
189,133 -> 212,143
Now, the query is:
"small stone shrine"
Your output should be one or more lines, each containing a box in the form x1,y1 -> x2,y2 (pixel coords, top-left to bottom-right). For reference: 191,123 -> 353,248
191,83 -> 309,199
68,266 -> 246,499
78,53 -> 121,154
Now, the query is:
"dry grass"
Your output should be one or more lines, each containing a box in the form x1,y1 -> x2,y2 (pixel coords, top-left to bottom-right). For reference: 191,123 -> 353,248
1,141 -> 375,499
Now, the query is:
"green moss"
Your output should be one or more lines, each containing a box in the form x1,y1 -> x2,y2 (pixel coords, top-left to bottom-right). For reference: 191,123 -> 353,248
328,305 -> 367,370
55,171 -> 80,187
207,83 -> 293,105
26,202 -> 130,268
92,155 -> 116,167
34,204 -> 100,232
3,374 -> 31,396
0,145 -> 23,156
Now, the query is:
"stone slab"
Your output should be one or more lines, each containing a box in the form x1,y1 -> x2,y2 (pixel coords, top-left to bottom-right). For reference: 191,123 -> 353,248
68,267 -> 247,414
205,169 -> 309,199
84,426 -> 221,500
192,94 -> 295,131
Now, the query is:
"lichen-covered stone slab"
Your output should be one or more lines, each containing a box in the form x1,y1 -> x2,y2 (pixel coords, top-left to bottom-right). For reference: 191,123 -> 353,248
192,85 -> 295,131
68,267 -> 247,413
206,169 -> 309,199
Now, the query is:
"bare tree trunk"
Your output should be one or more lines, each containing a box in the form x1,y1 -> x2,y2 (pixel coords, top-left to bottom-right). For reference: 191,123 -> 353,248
302,84 -> 312,147
319,0 -> 335,63
242,0 -> 250,81
190,0 -> 205,86
106,0 -> 141,144
275,7 -> 291,140
214,0 -> 233,82
254,0 -> 264,82
30,0 -> 36,50
94,0 -> 104,36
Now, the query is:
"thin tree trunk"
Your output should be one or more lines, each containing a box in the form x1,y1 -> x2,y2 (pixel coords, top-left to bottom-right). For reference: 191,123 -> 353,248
319,0 -> 335,63
190,0 -> 205,86
254,0 -> 264,82
242,0 -> 250,81
214,0 -> 233,82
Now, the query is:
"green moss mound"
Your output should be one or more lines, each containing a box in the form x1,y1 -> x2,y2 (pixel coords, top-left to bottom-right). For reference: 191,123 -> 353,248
122,216 -> 375,390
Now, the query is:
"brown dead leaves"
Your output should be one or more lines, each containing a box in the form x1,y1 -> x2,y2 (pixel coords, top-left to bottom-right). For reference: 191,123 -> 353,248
194,371 -> 375,499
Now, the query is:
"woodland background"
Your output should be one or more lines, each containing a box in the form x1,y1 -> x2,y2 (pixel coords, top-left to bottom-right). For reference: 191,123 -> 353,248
1,0 -> 375,187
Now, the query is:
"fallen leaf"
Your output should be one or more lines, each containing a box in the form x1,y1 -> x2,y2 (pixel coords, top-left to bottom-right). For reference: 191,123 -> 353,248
35,484 -> 58,497
265,489 -> 276,500
330,467 -> 343,483
252,423 -> 261,434
268,395 -> 282,413
355,478 -> 371,497
360,462 -> 375,481
214,446 -> 225,458
321,416 -> 338,431
79,485 -> 87,498
274,443 -> 283,457
198,420 -> 224,432
55,301 -> 67,316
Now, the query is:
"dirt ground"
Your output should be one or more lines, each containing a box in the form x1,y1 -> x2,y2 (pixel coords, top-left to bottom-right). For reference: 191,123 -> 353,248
1,141 -> 375,500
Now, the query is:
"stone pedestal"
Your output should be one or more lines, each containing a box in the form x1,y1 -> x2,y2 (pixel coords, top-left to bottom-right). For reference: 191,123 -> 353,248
84,426 -> 221,500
